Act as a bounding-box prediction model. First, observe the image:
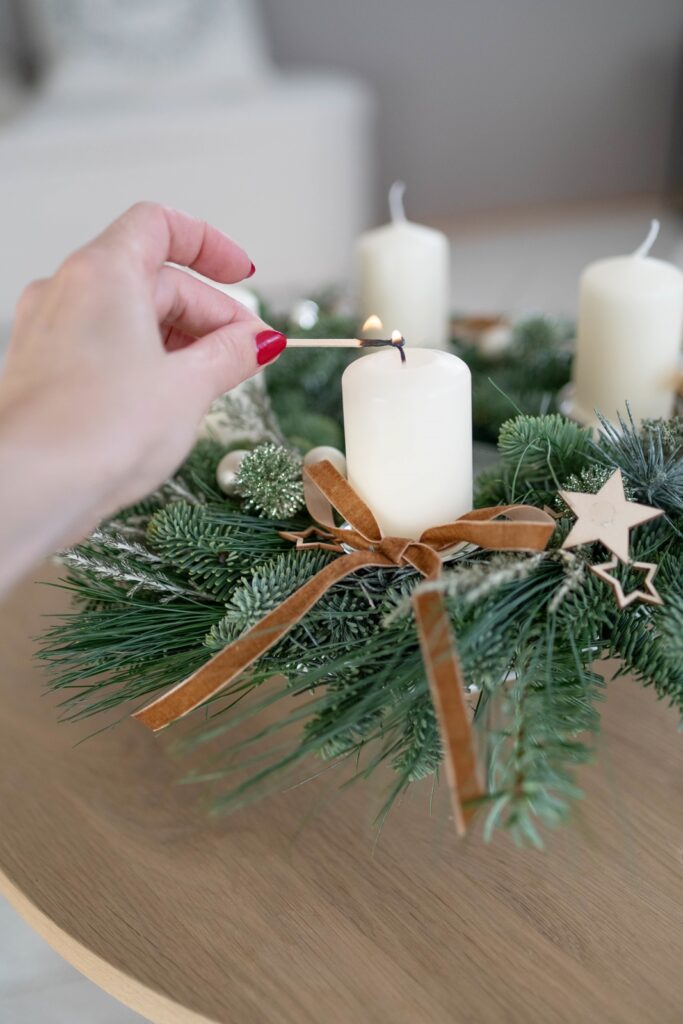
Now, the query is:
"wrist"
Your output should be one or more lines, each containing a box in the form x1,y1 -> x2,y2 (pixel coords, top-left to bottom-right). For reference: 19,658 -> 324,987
0,387 -> 110,590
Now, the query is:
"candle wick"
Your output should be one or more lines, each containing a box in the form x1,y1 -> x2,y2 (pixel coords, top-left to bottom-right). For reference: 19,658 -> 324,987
359,336 -> 407,362
633,218 -> 660,258
388,180 -> 407,224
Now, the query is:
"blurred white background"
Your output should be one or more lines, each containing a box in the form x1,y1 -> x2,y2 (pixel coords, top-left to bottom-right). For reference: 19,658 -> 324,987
0,2 -> 682,1021
263,0 -> 683,217
0,0 -> 682,329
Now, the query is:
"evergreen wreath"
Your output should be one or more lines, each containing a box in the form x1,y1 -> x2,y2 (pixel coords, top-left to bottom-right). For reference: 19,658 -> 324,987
39,377 -> 683,846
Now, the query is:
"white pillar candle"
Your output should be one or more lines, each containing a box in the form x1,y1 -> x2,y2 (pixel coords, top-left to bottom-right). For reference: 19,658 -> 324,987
572,221 -> 683,425
356,182 -> 451,350
213,282 -> 260,315
342,348 -> 472,539
184,270 -> 260,314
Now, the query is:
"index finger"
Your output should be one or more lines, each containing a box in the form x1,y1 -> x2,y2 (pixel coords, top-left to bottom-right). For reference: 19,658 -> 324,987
91,202 -> 254,283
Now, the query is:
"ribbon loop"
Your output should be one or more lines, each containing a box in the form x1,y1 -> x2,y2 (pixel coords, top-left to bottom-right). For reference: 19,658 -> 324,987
403,542 -> 443,581
377,536 -> 413,565
420,505 -> 556,552
304,460 -> 382,541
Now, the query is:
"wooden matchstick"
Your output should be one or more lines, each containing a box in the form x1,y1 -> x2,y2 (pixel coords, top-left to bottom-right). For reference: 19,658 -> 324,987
286,337 -> 407,361
286,338 -> 366,348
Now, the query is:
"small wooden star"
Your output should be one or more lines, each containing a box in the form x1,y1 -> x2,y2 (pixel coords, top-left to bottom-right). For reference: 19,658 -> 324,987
589,558 -> 663,608
560,468 -> 662,562
278,526 -> 342,553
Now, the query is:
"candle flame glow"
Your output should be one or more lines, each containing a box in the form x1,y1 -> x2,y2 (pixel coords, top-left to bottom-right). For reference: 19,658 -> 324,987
362,314 -> 384,332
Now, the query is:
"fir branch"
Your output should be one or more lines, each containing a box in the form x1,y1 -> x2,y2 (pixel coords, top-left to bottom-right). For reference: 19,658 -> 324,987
498,413 -> 593,498
594,408 -> 683,517
205,548 -> 333,651
485,636 -> 604,846
147,502 -> 247,600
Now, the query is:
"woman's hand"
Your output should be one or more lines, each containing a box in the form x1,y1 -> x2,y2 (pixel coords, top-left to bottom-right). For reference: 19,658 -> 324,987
0,202 -> 287,592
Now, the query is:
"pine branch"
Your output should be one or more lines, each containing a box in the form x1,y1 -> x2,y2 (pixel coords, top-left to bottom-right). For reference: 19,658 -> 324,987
485,647 -> 603,847
58,547 -> 202,601
611,561 -> 683,718
38,586 -> 224,719
594,408 -> 683,516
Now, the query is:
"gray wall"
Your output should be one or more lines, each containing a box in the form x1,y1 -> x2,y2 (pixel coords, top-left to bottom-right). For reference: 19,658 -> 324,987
263,0 -> 683,220
2,1 -> 682,221
0,0 -> 40,83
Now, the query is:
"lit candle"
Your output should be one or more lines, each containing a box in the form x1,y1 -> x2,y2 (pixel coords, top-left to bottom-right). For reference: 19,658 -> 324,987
356,182 -> 451,350
342,346 -> 472,538
572,221 -> 683,424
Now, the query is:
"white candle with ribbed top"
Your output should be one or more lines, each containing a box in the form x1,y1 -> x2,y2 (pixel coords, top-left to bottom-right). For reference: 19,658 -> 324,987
572,221 -> 683,424
342,348 -> 472,539
356,182 -> 451,350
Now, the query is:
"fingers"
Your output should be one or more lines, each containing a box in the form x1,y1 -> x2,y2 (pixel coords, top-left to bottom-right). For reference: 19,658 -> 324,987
13,278 -> 48,326
170,318 -> 287,405
90,201 -> 254,282
155,266 -> 258,353
154,266 -> 252,342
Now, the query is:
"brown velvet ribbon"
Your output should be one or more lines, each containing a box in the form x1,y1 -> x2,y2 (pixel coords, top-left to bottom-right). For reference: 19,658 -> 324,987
134,461 -> 555,834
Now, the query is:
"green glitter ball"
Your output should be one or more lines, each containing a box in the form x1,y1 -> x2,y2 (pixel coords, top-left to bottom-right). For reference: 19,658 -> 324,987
234,443 -> 305,519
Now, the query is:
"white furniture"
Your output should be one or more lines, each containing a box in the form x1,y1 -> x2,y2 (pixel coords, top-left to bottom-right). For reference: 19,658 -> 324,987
0,73 -> 375,322
0,1 -> 375,323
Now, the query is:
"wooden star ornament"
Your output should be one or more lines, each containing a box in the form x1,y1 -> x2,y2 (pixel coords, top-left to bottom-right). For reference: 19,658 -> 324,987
560,469 -> 663,562
589,558 -> 663,608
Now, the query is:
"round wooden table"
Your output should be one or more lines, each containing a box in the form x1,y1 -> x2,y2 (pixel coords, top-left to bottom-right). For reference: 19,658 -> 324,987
1,566 -> 682,1023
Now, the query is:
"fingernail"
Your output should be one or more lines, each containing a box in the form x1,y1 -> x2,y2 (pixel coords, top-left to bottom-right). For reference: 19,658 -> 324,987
256,329 -> 287,366
247,261 -> 256,278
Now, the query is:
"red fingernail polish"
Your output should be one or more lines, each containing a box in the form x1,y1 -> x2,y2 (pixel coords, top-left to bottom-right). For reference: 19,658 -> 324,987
247,261 -> 256,278
256,329 -> 287,365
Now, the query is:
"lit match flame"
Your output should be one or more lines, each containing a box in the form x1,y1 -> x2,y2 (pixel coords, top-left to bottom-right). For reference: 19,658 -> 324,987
358,316 -> 406,361
362,314 -> 383,333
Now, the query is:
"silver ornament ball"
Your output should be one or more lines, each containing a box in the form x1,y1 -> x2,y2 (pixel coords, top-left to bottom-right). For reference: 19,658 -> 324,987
216,448 -> 250,495
303,445 -> 347,477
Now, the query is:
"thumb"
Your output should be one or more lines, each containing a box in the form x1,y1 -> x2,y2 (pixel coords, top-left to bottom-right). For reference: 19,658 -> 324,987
171,319 -> 287,404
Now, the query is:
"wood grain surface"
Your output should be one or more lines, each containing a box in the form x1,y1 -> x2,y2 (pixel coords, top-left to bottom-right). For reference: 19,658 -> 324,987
1,565 -> 682,1024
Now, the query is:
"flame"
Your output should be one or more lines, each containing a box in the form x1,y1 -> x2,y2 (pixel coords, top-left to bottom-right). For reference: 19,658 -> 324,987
362,314 -> 383,333
391,329 -> 403,344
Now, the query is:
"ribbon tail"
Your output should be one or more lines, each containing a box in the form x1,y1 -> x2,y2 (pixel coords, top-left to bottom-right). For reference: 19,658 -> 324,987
133,550 -> 391,733
413,589 -> 484,836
